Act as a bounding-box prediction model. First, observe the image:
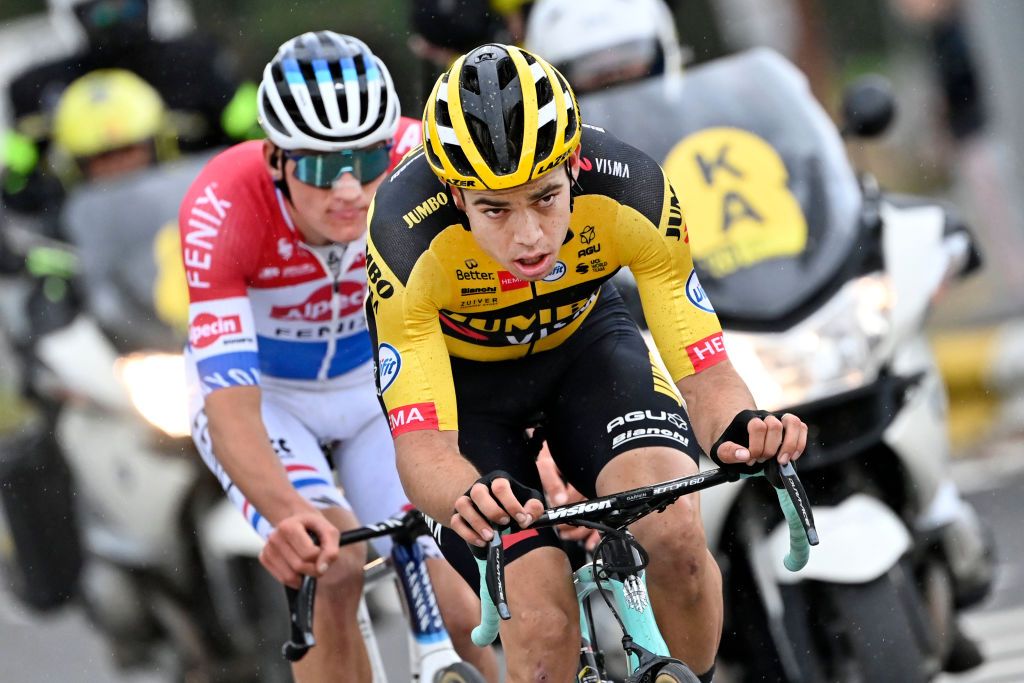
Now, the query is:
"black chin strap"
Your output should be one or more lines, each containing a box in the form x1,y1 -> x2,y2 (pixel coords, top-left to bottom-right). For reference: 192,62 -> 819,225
273,148 -> 292,202
566,160 -> 582,212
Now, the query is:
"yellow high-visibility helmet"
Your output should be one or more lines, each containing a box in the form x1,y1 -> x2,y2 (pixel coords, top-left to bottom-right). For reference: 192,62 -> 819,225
53,68 -> 167,158
423,43 -> 581,190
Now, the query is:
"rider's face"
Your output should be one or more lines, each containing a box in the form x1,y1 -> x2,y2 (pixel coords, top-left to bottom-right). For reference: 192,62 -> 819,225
264,141 -> 386,246
452,149 -> 580,282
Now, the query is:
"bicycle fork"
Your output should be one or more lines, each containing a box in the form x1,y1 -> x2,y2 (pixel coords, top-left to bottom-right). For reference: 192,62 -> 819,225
391,539 -> 461,681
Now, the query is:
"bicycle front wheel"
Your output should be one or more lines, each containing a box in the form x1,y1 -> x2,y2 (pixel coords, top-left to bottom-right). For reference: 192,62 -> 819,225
434,661 -> 488,683
653,662 -> 700,683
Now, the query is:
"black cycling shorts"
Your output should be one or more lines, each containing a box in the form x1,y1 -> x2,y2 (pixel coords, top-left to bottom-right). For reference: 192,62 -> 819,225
435,285 -> 702,587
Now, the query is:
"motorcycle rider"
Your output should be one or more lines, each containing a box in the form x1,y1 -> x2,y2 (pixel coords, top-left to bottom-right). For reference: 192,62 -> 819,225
50,69 -> 178,183
3,0 -> 247,218
526,0 -> 990,673
178,31 -> 497,682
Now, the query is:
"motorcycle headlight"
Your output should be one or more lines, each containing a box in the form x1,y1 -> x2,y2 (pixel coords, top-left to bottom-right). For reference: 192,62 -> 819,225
113,352 -> 190,438
725,273 -> 895,411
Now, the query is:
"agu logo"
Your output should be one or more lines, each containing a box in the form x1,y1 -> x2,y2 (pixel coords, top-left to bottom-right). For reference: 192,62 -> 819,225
686,270 -> 715,313
377,343 -> 401,392
189,313 -> 242,349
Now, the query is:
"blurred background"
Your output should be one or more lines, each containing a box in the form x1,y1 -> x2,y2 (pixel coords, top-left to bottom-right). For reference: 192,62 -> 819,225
0,1 -> 1021,681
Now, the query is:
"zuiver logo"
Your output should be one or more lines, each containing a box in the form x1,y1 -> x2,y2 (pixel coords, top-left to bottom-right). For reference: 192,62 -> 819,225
403,191 -> 448,227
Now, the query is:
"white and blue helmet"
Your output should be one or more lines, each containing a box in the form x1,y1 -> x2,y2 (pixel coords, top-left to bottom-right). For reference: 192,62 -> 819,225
258,31 -> 401,151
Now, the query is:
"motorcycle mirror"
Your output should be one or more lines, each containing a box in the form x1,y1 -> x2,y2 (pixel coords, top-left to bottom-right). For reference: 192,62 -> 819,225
840,75 -> 896,139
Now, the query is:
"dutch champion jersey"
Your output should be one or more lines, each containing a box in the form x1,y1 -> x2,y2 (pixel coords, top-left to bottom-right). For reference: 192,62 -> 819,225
180,118 -> 422,393
367,124 -> 727,435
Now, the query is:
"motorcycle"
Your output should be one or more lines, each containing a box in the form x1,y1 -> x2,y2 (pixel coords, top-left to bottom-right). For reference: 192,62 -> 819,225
579,49 -> 993,681
0,153 -> 290,682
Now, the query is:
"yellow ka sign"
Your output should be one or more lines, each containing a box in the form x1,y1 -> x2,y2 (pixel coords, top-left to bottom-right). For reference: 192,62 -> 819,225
663,127 -> 807,278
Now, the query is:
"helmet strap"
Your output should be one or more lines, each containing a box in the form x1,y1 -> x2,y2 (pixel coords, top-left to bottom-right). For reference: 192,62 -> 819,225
272,148 -> 292,202
453,187 -> 473,231
566,161 -> 582,213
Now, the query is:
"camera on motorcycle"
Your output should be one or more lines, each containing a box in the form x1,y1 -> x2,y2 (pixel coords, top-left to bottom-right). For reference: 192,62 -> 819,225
839,75 -> 896,139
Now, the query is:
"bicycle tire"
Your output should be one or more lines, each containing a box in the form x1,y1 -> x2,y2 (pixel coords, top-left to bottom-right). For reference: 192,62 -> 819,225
434,661 -> 488,683
653,661 -> 700,683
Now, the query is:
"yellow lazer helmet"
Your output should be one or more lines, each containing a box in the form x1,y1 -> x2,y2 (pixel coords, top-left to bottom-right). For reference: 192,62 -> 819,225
53,68 -> 167,158
423,43 -> 581,190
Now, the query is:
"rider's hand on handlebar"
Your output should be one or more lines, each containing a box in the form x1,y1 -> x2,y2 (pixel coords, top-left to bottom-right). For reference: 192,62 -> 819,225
451,471 -> 545,548
712,410 -> 808,468
260,510 -> 340,588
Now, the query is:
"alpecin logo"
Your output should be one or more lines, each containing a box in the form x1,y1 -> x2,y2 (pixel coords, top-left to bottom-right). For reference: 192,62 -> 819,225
269,283 -> 364,321
189,313 -> 242,349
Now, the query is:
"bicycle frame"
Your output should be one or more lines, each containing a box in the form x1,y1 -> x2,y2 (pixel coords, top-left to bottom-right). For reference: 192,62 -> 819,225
576,561 -> 670,678
283,509 -> 463,682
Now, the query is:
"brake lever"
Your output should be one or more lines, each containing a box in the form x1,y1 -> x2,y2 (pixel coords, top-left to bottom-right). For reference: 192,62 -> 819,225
778,461 -> 819,546
485,532 -> 511,620
764,460 -> 819,546
282,575 -> 318,662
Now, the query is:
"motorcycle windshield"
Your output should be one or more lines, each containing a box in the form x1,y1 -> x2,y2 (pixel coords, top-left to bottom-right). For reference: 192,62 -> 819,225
60,153 -> 215,350
578,49 -> 863,323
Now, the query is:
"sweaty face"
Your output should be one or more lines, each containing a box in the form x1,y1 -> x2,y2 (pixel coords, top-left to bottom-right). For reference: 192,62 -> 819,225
264,142 -> 386,246
453,152 -> 579,281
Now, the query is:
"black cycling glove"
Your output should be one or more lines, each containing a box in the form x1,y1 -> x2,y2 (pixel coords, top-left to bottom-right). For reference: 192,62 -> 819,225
462,470 -> 544,529
462,470 -> 544,559
709,409 -> 778,480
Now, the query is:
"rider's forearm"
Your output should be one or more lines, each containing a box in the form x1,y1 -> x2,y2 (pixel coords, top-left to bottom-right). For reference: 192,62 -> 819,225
205,386 -> 314,526
676,359 -> 756,453
393,429 -> 480,525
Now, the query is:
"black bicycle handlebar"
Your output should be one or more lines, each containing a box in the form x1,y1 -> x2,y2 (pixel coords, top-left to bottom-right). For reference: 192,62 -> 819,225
471,460 -> 818,646
280,508 -> 428,662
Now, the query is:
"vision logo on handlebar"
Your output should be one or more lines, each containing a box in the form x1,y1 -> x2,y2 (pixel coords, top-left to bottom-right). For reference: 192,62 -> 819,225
471,460 -> 819,652
547,500 -> 612,520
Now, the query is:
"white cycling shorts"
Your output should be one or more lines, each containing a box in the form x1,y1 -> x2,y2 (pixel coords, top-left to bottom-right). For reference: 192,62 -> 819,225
187,358 -> 434,558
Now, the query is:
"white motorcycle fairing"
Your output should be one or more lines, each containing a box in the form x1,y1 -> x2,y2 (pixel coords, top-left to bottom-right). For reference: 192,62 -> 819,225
758,493 -> 911,584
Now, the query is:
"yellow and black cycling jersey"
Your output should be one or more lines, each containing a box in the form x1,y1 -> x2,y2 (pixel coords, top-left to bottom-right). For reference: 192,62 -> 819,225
367,124 -> 725,433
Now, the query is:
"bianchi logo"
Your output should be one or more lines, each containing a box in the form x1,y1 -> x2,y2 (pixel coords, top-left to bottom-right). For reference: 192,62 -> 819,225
461,286 -> 497,296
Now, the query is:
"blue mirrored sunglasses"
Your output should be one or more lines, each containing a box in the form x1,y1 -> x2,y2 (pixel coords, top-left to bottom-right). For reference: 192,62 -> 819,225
283,146 -> 392,188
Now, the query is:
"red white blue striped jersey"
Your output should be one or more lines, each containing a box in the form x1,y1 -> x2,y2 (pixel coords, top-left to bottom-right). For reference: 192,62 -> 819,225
179,118 -> 422,393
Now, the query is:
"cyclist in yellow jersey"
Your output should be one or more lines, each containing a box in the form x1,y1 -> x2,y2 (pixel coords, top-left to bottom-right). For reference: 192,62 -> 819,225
366,44 -> 808,682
